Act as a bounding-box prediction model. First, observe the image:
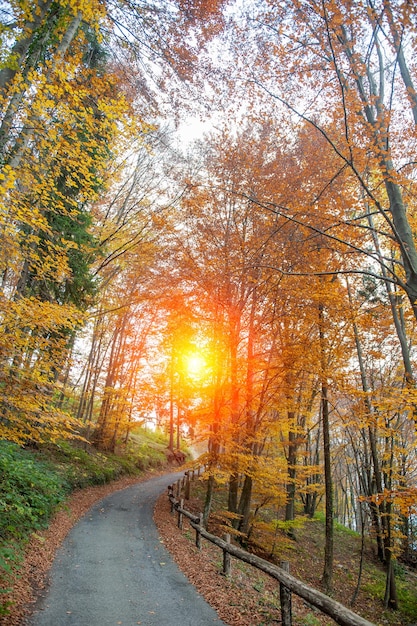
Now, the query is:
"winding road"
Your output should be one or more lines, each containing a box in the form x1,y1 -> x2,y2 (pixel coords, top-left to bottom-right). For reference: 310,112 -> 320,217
28,472 -> 226,626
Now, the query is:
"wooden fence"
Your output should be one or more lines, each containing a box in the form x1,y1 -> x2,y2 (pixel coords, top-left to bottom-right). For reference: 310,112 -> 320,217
167,470 -> 376,626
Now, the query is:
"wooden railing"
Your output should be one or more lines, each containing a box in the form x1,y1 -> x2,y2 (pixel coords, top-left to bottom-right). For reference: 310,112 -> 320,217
167,471 -> 376,626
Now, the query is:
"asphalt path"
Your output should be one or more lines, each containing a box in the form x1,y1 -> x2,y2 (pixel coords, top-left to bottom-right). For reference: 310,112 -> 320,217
28,472 -> 226,626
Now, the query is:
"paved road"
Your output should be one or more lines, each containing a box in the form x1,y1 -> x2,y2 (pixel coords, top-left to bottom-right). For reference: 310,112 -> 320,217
28,472 -> 226,626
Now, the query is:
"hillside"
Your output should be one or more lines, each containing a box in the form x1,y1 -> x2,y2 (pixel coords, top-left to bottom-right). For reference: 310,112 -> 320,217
154,478 -> 417,626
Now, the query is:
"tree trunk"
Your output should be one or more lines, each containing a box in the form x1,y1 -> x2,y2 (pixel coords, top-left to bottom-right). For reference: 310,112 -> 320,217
237,291 -> 257,535
4,12 -> 83,170
383,432 -> 398,609
285,425 -> 297,526
384,550 -> 398,610
382,0 -> 417,125
319,303 -> 333,593
95,315 -> 127,449
228,309 -> 240,516
237,474 -> 253,537
203,474 -> 215,529
321,381 -> 334,593
0,0 -> 55,95
347,278 -> 389,562
339,25 -> 417,318
303,425 -> 321,518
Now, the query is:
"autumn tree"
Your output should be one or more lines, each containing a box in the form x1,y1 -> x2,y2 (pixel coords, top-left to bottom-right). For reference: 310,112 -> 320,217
196,1 -> 417,603
0,0 -> 227,445
0,0 -> 140,444
170,126 -> 338,539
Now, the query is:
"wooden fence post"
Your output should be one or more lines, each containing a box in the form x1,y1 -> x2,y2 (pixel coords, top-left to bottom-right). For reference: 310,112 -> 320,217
280,561 -> 292,626
176,479 -> 181,498
168,486 -> 175,513
195,513 -> 202,550
223,533 -> 231,577
178,498 -> 184,530
185,471 -> 191,500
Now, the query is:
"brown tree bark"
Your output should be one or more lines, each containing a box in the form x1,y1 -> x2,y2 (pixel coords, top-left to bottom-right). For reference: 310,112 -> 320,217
319,303 -> 334,593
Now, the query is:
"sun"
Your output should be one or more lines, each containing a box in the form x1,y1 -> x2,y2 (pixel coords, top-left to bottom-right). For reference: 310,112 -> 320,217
185,353 -> 206,379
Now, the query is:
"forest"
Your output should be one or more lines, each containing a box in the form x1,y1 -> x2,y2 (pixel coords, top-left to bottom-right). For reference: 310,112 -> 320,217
0,0 -> 417,619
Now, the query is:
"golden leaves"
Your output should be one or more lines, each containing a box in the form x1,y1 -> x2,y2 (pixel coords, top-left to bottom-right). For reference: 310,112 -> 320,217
0,0 -> 142,445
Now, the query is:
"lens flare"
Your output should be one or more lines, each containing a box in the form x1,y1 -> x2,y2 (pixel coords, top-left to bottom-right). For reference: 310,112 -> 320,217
185,353 -> 206,378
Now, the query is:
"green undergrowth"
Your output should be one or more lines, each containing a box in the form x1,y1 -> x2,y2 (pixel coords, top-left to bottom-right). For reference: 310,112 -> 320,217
0,428 -> 173,616
127,426 -> 172,470
362,562 -> 417,624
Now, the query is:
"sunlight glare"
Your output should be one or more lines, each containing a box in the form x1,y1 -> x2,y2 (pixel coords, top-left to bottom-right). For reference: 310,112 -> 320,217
185,353 -> 206,379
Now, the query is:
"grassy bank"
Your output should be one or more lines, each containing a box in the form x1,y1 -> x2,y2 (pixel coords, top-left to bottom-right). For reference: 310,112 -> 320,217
0,427 -> 175,616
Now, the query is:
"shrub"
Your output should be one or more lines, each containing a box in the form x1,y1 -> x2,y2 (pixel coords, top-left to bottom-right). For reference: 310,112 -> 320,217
0,442 -> 69,541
